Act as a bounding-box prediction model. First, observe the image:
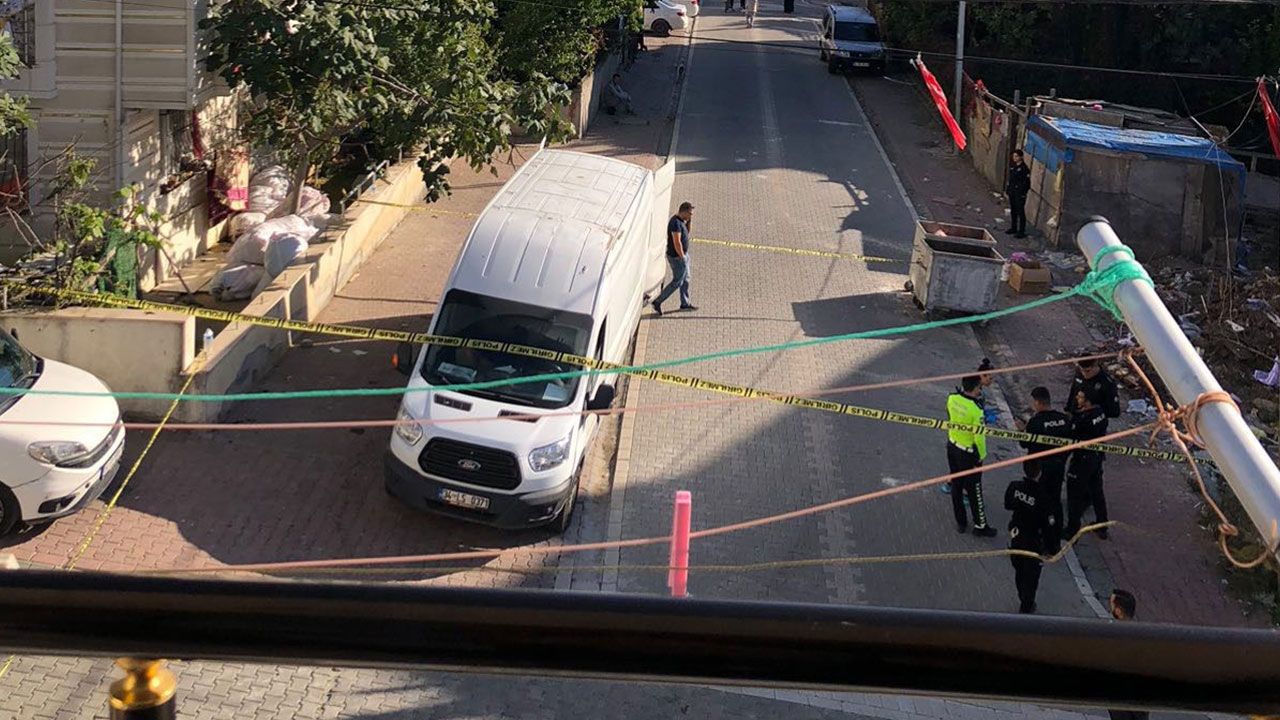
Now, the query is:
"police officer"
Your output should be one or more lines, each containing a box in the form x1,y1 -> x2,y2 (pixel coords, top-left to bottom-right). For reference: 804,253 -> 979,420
1064,386 -> 1110,541
1005,150 -> 1031,239
1005,461 -> 1054,614
1065,357 -> 1121,419
946,376 -> 997,537
1016,386 -> 1072,546
942,360 -> 994,497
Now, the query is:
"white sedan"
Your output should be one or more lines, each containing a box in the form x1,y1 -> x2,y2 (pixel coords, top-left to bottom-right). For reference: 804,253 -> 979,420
644,0 -> 689,35
0,329 -> 124,535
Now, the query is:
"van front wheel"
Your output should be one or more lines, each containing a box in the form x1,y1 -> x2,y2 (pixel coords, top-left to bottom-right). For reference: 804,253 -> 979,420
550,471 -> 581,535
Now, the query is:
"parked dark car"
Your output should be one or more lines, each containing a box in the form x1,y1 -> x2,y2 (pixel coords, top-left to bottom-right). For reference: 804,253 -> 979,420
818,5 -> 885,75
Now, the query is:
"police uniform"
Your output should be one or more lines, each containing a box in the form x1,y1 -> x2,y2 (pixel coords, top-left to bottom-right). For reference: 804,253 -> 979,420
1005,474 -> 1053,613
1065,367 -> 1121,419
1006,160 -> 1031,236
1064,404 -> 1109,539
1019,408 -> 1071,542
946,391 -> 993,534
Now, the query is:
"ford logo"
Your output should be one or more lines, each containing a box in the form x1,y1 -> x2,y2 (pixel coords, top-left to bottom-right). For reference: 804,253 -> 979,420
457,459 -> 482,471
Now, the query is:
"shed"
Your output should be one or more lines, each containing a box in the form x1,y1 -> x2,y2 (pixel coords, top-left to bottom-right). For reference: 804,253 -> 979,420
1021,115 -> 1246,263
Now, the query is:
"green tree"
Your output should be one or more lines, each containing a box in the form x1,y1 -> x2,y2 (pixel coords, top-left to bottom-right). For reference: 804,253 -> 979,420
0,30 -> 32,214
492,0 -> 632,87
0,31 -> 30,136
202,0 -> 571,211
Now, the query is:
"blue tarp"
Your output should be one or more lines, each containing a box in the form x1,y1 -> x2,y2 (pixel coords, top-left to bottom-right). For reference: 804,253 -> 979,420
1026,115 -> 1247,181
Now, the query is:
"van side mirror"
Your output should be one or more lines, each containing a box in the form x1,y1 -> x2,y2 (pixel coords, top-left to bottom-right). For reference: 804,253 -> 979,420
392,342 -> 415,376
587,384 -> 616,411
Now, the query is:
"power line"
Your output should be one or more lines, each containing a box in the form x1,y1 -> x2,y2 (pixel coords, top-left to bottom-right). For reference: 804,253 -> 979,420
885,47 -> 1261,84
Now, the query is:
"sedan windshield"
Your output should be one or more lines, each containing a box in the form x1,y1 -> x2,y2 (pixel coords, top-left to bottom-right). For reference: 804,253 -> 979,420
834,21 -> 879,43
421,290 -> 593,409
0,331 -> 39,414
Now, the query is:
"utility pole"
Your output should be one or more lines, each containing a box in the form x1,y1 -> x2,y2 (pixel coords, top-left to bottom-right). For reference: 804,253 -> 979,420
954,1 -> 966,123
1076,218 -> 1280,561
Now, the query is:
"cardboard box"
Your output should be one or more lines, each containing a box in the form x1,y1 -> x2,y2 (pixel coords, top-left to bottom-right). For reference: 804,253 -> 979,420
1008,261 -> 1051,294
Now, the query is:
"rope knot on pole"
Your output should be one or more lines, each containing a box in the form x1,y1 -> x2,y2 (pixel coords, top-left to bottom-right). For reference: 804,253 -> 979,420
1076,245 -> 1154,319
1122,352 -> 1270,570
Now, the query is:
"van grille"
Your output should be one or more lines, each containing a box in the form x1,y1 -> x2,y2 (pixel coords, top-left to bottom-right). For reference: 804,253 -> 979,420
419,439 -> 521,490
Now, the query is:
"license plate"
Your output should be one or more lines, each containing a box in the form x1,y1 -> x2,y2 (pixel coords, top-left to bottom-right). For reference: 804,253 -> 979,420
438,488 -> 490,510
851,62 -> 870,67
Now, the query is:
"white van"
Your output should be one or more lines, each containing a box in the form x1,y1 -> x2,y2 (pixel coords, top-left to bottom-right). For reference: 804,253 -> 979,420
386,149 -> 675,532
0,329 -> 125,535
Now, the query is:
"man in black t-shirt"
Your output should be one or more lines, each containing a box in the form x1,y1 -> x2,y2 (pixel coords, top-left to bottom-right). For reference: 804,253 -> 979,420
652,201 -> 697,316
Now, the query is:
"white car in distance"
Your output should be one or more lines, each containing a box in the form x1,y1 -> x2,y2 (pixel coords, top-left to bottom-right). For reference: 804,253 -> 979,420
644,0 -> 689,35
0,328 -> 125,536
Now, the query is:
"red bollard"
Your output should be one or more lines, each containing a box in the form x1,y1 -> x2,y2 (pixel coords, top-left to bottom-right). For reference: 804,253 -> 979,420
667,491 -> 692,598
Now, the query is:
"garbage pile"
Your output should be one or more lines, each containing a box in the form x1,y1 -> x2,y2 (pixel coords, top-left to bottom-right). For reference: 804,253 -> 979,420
1150,263 -> 1280,444
210,166 -> 332,301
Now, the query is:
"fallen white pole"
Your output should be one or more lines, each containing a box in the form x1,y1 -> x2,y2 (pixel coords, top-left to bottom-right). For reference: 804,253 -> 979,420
1076,217 -> 1280,560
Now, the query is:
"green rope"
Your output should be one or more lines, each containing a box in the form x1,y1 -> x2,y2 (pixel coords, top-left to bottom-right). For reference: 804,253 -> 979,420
1,244 -> 1151,403
1076,245 -> 1153,320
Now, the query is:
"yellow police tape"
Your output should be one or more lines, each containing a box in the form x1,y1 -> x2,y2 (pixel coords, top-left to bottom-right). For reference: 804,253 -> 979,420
686,237 -> 901,264
354,199 -> 902,263
22,285 -> 1190,465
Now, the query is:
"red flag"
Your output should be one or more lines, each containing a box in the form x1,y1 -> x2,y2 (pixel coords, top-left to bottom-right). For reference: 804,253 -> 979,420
1260,77 -> 1280,159
915,57 -> 966,151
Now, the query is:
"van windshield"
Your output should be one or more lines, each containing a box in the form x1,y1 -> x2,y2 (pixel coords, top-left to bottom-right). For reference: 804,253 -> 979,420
420,289 -> 593,409
0,331 -> 39,414
834,21 -> 879,42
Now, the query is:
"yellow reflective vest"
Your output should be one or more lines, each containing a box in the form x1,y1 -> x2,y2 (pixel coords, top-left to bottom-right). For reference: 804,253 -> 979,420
946,392 -> 986,460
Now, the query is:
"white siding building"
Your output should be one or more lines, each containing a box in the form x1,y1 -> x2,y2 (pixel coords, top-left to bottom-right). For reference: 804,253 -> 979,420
2,0 -> 239,290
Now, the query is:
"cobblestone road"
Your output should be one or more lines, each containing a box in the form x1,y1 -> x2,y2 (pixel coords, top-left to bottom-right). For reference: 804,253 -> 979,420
611,8 -> 1091,615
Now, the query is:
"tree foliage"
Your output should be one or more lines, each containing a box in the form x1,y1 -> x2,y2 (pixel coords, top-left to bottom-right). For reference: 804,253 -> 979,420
14,151 -> 164,296
0,32 -> 31,142
873,4 -> 1278,137
492,0 -> 634,87
202,0 -> 573,204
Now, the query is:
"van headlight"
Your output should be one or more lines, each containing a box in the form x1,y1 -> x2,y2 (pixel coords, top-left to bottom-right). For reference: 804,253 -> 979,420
528,435 -> 571,472
834,50 -> 851,57
394,405 -> 423,446
28,441 -> 92,467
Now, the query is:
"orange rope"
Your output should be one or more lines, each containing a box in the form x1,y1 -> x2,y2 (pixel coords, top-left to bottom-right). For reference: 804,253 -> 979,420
138,422 -> 1158,575
1121,352 -> 1271,569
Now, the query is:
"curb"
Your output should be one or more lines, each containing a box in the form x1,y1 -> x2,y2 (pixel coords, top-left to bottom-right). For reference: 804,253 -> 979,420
602,17 -> 698,593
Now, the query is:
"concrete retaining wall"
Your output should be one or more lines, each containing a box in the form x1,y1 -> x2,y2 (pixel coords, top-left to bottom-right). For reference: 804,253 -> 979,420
1,153 -> 426,422
564,51 -> 624,139
0,308 -> 194,419
177,154 -> 427,423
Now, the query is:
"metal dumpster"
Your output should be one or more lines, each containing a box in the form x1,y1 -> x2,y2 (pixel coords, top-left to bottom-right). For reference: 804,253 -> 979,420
908,220 -> 1003,315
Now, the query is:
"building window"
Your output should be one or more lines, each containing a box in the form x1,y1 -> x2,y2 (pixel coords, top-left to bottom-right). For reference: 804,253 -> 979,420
0,127 -> 28,211
2,1 -> 34,67
158,110 -> 195,188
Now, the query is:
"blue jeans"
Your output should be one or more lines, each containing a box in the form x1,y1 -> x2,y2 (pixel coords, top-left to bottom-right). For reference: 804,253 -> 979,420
654,255 -> 690,307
